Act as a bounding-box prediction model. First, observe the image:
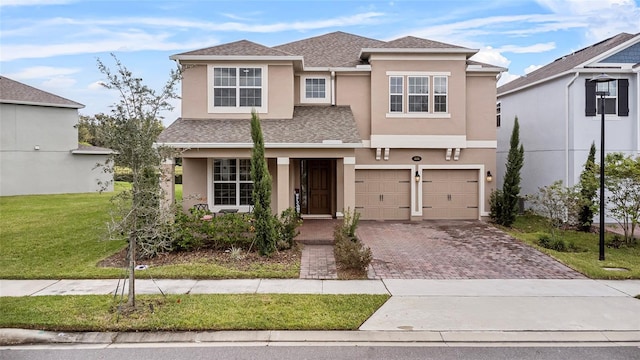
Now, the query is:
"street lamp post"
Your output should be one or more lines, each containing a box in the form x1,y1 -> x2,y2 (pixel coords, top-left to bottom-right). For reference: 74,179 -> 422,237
590,73 -> 615,261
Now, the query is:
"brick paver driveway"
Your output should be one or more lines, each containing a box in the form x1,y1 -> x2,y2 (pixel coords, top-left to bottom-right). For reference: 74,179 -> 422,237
357,221 -> 585,279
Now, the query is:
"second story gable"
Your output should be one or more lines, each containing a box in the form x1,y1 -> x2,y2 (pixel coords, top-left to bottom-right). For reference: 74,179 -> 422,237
170,31 -> 505,143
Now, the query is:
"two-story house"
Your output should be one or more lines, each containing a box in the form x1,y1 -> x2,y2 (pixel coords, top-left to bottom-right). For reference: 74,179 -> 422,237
0,76 -> 113,196
497,33 -> 640,201
158,31 -> 505,221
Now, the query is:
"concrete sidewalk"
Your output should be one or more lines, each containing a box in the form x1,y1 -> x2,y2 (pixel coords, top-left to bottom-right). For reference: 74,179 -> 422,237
1,279 -> 640,345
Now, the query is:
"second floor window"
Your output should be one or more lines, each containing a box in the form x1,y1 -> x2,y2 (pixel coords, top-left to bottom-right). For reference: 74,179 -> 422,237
388,73 -> 450,116
210,66 -> 266,112
305,78 -> 326,98
408,76 -> 429,112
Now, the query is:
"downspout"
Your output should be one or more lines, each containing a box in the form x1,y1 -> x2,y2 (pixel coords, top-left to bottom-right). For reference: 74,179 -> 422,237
331,71 -> 336,106
565,71 -> 580,185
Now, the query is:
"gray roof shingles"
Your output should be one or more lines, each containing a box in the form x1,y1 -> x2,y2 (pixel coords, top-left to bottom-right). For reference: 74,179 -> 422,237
379,36 -> 466,49
175,40 -> 294,57
158,105 -> 361,146
0,76 -> 84,108
498,32 -> 638,95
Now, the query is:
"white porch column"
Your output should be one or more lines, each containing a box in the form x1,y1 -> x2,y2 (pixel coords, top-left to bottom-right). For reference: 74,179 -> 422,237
160,157 -> 175,217
276,157 -> 290,215
343,156 -> 356,216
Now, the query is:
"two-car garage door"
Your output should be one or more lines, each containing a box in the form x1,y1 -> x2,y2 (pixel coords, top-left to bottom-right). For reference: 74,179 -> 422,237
355,169 -> 479,221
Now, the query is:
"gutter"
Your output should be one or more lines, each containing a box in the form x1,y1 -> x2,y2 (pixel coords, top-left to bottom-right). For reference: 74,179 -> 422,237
331,71 -> 336,106
635,67 -> 640,155
565,72 -> 580,185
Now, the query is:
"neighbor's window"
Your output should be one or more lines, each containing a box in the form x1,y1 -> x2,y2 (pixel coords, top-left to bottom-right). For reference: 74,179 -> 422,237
210,65 -> 266,112
213,159 -> 253,206
496,101 -> 501,127
596,80 -> 617,115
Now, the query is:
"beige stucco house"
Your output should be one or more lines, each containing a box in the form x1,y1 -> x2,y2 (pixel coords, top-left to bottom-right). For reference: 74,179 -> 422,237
158,32 -> 505,220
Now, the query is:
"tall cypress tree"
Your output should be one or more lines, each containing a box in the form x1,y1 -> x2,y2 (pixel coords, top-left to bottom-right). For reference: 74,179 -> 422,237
250,111 -> 276,256
501,116 -> 525,227
578,142 -> 597,231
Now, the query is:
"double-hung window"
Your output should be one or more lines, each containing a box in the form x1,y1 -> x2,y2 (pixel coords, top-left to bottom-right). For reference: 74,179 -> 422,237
408,76 -> 429,112
213,159 -> 253,206
209,65 -> 267,113
596,81 -> 617,115
389,76 -> 404,113
585,78 -> 629,117
387,71 -> 450,117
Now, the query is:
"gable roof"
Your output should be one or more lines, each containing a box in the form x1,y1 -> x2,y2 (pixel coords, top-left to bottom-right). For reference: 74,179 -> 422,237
274,31 -> 385,67
157,105 -> 361,147
0,76 -> 84,109
380,36 -> 466,49
498,33 -> 638,96
174,40 -> 294,57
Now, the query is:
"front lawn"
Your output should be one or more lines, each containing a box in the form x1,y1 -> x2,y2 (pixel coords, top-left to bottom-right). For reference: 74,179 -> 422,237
0,294 -> 389,331
0,183 -> 299,279
504,214 -> 640,279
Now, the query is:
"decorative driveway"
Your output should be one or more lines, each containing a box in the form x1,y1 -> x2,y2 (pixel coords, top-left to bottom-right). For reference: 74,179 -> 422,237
357,221 -> 585,279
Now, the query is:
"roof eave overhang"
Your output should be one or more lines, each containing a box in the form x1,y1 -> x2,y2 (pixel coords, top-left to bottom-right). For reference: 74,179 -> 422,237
359,47 -> 478,59
303,66 -> 372,72
170,55 -> 304,62
0,99 -> 84,109
498,67 -> 635,97
466,66 -> 507,73
155,142 -> 363,149
71,150 -> 115,155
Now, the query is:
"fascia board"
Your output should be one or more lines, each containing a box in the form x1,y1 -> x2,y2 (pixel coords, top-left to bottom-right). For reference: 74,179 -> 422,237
155,142 -> 363,149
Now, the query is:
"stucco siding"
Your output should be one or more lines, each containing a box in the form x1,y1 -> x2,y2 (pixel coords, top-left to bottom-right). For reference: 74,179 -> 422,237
336,73 -> 370,140
1,103 -> 77,151
466,75 -> 497,141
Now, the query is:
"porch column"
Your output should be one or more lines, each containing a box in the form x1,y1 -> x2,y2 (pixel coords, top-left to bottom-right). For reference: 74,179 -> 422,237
276,157 -> 290,215
342,156 -> 356,216
160,157 -> 175,218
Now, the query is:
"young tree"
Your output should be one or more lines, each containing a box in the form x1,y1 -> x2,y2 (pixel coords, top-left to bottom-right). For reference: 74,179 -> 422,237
97,54 -> 180,308
491,116 -> 524,227
527,180 -> 581,239
250,111 -> 277,256
604,152 -> 640,244
577,142 -> 598,232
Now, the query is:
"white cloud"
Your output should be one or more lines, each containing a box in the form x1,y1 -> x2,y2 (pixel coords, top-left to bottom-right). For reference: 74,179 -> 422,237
87,81 -> 106,91
470,47 -> 511,69
498,42 -> 556,54
5,66 -> 80,79
42,77 -> 76,88
498,72 -> 521,87
524,64 -> 543,74
0,0 -> 73,6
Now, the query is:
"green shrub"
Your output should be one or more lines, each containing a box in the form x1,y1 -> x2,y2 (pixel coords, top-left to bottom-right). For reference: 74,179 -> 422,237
538,233 -> 578,252
333,209 -> 371,272
275,208 -> 302,250
172,211 -> 254,251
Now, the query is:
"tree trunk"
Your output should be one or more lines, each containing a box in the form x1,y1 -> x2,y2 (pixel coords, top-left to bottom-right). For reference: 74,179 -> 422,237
127,231 -> 136,308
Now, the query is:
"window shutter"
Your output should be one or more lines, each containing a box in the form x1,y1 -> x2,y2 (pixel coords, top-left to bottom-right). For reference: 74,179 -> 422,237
618,79 -> 629,116
585,79 -> 596,116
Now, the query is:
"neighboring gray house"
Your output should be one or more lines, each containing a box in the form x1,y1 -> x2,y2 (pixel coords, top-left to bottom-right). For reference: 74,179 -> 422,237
0,76 -> 113,196
496,33 -> 639,202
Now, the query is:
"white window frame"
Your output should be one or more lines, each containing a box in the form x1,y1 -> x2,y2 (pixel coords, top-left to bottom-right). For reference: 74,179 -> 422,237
207,64 -> 268,114
208,158 -> 253,212
433,76 -> 448,113
596,80 -> 617,115
407,76 -> 429,113
300,75 -> 331,104
386,71 -> 451,118
389,76 -> 404,113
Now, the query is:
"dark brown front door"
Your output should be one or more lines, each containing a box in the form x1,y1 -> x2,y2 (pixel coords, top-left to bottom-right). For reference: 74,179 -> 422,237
308,160 -> 331,214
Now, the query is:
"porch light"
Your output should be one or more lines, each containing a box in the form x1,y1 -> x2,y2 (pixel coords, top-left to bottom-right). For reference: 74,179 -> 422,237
415,171 -> 421,182
486,171 -> 493,182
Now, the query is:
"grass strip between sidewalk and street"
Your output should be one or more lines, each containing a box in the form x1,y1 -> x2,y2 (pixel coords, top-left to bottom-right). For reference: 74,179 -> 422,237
0,294 -> 389,331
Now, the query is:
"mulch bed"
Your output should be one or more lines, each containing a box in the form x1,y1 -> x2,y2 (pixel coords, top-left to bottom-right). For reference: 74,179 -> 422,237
98,246 -> 301,271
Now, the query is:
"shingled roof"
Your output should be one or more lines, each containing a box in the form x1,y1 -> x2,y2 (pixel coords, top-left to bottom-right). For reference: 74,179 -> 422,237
380,36 -> 466,49
274,31 -> 385,67
173,40 -> 294,57
158,105 -> 361,146
498,33 -> 638,95
0,76 -> 84,108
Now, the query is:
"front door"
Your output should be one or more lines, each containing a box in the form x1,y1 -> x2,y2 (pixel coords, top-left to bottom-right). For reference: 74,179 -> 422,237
308,159 -> 331,214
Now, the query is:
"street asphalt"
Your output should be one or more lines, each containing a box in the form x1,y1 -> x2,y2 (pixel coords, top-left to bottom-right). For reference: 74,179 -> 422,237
1,278 -> 639,346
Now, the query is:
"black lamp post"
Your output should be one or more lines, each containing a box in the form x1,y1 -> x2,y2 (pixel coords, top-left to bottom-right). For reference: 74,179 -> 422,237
590,73 -> 615,261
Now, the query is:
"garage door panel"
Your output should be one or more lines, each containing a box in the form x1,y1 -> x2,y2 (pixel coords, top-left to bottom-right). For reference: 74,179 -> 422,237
422,169 -> 478,220
355,169 -> 411,221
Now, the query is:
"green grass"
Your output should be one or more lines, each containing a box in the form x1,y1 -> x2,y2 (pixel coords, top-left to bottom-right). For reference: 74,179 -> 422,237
0,182 -> 301,279
0,294 -> 389,331
504,214 -> 640,279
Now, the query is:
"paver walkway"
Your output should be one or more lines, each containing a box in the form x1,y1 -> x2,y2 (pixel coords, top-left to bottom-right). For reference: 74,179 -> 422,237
357,220 -> 585,279
300,245 -> 337,279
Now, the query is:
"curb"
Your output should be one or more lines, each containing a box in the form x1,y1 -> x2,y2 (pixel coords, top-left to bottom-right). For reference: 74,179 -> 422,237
2,329 -> 640,346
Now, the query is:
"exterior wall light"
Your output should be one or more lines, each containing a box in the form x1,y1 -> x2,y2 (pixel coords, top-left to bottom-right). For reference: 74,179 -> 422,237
415,171 -> 421,182
486,171 -> 493,182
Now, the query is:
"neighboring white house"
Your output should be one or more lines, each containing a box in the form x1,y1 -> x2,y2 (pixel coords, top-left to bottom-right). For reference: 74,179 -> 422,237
0,76 -> 113,196
496,33 -> 639,201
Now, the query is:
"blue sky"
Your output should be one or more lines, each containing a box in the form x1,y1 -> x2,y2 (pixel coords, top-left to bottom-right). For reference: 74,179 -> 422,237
1,0 -> 639,125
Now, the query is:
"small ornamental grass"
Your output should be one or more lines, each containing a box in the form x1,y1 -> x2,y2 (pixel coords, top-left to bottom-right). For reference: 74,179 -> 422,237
333,209 -> 372,277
